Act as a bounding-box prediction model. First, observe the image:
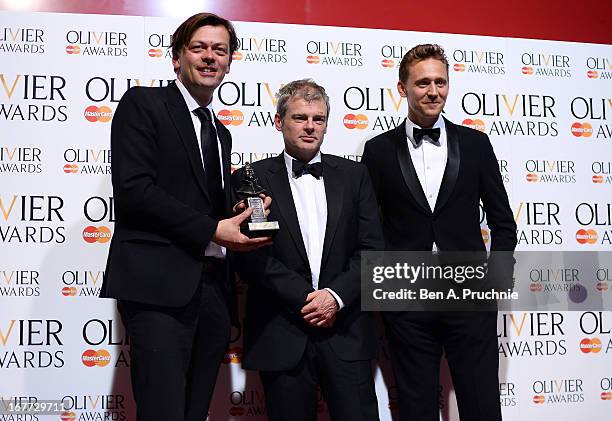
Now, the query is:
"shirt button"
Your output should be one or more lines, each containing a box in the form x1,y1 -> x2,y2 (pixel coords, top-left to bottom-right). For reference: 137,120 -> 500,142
428,194 -> 433,198
426,166 -> 431,170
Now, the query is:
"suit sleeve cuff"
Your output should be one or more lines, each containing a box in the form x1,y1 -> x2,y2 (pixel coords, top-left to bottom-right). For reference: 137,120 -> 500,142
324,287 -> 345,310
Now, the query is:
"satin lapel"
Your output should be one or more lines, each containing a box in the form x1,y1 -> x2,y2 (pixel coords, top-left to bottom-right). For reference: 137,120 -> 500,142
165,82 -> 210,202
266,155 -> 309,266
320,155 -> 343,270
215,117 -> 232,212
394,120 -> 431,214
434,118 -> 461,214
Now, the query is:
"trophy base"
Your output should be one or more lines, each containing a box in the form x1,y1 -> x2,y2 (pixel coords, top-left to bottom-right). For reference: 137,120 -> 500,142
243,221 -> 280,238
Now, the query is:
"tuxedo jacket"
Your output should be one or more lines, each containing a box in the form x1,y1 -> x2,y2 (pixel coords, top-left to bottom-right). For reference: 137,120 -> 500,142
233,154 -> 384,371
361,118 -> 516,252
101,82 -> 235,312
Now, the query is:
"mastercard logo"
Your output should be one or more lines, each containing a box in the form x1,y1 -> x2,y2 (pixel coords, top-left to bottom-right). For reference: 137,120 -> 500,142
217,109 -> 244,126
532,395 -> 545,404
229,407 -> 245,416
576,229 -> 598,244
593,175 -> 604,183
571,122 -> 593,137
61,286 -> 77,296
587,70 -> 599,79
530,282 -> 543,292
306,55 -> 320,64
61,412 -> 77,421
65,45 -> 81,54
462,118 -> 485,132
82,349 -> 111,367
84,105 -> 113,123
148,48 -> 162,58
232,51 -> 243,61
343,113 -> 368,129
522,66 -> 534,75
381,59 -> 395,68
579,337 -> 602,353
453,63 -> 466,72
63,164 -> 78,173
526,173 -> 539,183
596,282 -> 609,292
82,226 -> 112,243
601,391 -> 612,400
481,228 -> 490,244
223,347 -> 242,364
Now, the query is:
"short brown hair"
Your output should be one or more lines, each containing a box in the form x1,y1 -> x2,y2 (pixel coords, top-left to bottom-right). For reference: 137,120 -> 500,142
170,13 -> 238,62
398,44 -> 449,82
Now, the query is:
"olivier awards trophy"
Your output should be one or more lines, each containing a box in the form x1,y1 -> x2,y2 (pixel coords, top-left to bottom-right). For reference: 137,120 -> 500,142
235,163 -> 280,238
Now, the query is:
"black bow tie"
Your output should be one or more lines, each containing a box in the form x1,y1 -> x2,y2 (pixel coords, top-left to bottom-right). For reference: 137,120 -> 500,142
292,160 -> 323,179
412,127 -> 441,147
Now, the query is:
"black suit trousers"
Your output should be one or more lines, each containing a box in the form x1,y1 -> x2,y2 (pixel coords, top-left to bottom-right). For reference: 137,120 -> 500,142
118,270 -> 230,421
260,337 -> 379,421
384,311 -> 502,421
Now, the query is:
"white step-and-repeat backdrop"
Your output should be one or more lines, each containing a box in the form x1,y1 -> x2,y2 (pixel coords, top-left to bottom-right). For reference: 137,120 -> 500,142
1,10 -> 611,421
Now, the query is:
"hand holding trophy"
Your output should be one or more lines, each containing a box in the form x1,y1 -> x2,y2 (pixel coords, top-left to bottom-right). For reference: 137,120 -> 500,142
235,163 -> 280,238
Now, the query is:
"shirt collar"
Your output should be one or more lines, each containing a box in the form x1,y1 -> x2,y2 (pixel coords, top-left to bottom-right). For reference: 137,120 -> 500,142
283,151 -> 322,177
405,114 -> 446,147
175,78 -> 214,115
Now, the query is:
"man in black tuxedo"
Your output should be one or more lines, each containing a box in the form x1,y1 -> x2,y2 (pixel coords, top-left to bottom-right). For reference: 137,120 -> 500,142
233,79 -> 383,421
361,44 -> 517,421
100,13 -> 270,421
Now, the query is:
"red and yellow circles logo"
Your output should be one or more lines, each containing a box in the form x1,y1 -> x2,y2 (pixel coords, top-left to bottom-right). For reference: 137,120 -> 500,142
381,59 -> 394,68
596,282 -> 609,292
343,113 -> 368,130
532,395 -> 545,404
223,347 -> 242,364
65,45 -> 81,54
601,391 -> 612,400
84,106 -> 113,123
521,66 -> 534,75
571,122 -> 593,137
82,349 -> 111,367
61,286 -> 77,297
61,412 -> 77,421
462,118 -> 485,132
481,228 -> 490,244
232,51 -> 243,61
83,226 -> 112,243
530,282 -> 543,292
148,48 -> 163,58
576,229 -> 598,244
579,338 -> 602,353
453,63 -> 466,72
217,109 -> 244,126
587,70 -> 599,79
229,407 -> 245,416
526,173 -> 539,183
63,164 -> 78,173
306,55 -> 320,64
593,175 -> 605,183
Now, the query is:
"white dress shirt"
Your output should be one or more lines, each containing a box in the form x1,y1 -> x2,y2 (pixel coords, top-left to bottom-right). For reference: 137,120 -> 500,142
283,151 -> 344,309
405,115 -> 448,251
175,79 -> 225,258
